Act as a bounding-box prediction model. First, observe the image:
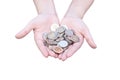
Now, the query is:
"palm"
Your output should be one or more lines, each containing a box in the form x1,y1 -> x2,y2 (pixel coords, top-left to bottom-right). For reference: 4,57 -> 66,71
16,14 -> 59,58
58,17 -> 96,61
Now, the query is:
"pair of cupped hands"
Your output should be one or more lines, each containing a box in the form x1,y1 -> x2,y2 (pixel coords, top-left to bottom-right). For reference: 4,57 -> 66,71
15,14 -> 96,61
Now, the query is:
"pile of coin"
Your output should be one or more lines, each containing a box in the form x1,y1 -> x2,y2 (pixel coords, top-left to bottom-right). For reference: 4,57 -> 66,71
42,24 -> 80,54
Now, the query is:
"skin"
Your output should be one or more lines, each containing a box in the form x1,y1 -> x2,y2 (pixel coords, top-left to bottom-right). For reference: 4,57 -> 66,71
15,0 -> 97,61
15,0 -> 59,58
58,0 -> 97,61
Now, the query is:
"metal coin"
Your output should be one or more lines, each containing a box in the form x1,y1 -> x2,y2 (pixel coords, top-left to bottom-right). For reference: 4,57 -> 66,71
68,35 -> 80,43
65,29 -> 74,36
46,39 -> 57,45
58,32 -> 65,37
52,46 -> 64,54
56,26 -> 66,33
55,37 -> 64,42
47,31 -> 58,40
50,41 -> 58,45
64,36 -> 73,45
50,24 -> 59,31
57,40 -> 68,48
46,39 -> 53,44
61,25 -> 68,30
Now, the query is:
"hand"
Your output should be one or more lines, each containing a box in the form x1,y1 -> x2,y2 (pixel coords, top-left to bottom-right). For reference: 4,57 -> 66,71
15,14 -> 59,58
58,17 -> 97,61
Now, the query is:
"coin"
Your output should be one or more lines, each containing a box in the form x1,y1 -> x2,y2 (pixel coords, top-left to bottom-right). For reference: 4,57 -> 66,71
68,35 -> 80,43
57,40 -> 68,48
64,36 -> 73,45
50,24 -> 59,31
47,31 -> 58,40
58,32 -> 64,37
56,37 -> 64,42
61,25 -> 68,30
46,39 -> 57,45
52,46 -> 64,54
49,41 -> 58,45
65,29 -> 74,36
56,26 -> 66,33
46,39 -> 53,44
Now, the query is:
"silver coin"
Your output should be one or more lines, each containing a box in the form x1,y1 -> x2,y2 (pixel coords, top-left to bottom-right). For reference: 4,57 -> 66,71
47,31 -> 58,40
64,36 -> 73,45
57,40 -> 68,48
55,37 -> 64,42
46,39 -> 53,44
68,35 -> 80,43
50,24 -> 59,31
46,39 -> 58,45
58,32 -> 65,37
56,26 -> 66,33
61,25 -> 68,30
50,41 -> 58,45
65,29 -> 74,36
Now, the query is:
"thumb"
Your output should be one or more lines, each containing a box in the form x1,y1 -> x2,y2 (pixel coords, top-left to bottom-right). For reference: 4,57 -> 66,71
15,22 -> 34,39
80,22 -> 97,49
82,29 -> 97,49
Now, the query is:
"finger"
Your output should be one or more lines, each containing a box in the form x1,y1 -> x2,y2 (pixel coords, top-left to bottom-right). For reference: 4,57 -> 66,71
79,21 -> 97,48
58,48 -> 69,60
35,39 -> 49,58
67,42 -> 82,58
47,48 -> 58,58
58,53 -> 63,60
66,35 -> 84,58
82,28 -> 97,49
15,22 -> 34,39
60,46 -> 72,61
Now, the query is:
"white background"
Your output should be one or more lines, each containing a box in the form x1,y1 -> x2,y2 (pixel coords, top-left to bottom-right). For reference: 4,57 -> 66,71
0,0 -> 120,80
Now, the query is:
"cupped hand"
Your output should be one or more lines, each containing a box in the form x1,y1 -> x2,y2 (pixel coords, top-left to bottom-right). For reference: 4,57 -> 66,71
15,14 -> 59,58
58,17 -> 97,61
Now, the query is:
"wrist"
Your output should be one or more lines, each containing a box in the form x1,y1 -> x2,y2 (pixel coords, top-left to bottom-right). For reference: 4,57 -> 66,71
65,0 -> 94,19
33,0 -> 57,15
65,10 -> 84,19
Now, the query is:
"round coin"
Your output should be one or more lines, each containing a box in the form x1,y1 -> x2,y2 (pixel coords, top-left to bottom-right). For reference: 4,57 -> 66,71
50,24 -> 59,31
46,39 -> 54,44
64,36 -> 73,45
52,46 -> 64,54
47,31 -> 58,40
57,40 -> 68,48
68,35 -> 80,43
56,26 -> 66,33
58,32 -> 64,37
61,25 -> 68,30
56,37 -> 64,42
65,29 -> 74,36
